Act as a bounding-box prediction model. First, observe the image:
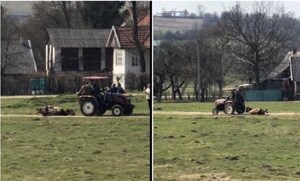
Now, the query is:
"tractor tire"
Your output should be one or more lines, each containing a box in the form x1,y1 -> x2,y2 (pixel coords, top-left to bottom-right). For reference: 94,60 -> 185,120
212,108 -> 218,115
112,105 -> 123,116
224,103 -> 235,114
81,99 -> 97,116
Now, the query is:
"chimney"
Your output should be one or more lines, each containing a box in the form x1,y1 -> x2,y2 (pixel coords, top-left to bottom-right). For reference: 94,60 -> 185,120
293,48 -> 297,55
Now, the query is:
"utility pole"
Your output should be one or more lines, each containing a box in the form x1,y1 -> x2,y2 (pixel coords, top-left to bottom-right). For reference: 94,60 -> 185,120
196,39 -> 201,101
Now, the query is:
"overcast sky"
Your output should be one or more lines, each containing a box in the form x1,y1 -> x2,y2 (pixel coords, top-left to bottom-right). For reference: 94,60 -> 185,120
2,1 -> 300,18
153,1 -> 300,18
1,1 -> 32,15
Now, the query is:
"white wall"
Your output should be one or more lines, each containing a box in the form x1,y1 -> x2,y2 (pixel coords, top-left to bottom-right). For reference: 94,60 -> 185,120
111,48 -> 151,89
113,48 -> 126,87
125,49 -> 150,74
45,44 -> 49,72
46,44 -> 59,74
125,49 -> 140,74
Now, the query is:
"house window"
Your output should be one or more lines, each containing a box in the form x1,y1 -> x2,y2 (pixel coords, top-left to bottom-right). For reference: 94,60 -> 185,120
61,48 -> 79,71
116,51 -> 123,66
83,48 -> 101,71
131,56 -> 139,66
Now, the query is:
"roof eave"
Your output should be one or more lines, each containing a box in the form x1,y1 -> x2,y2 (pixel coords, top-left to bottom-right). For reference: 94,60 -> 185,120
106,26 -> 121,48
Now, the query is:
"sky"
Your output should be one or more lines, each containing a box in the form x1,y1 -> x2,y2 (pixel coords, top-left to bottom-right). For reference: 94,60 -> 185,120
153,1 -> 300,18
1,1 -> 33,15
2,1 -> 300,18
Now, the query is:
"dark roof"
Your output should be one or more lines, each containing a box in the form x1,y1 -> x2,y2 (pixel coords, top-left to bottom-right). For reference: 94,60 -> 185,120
267,51 -> 300,82
267,52 -> 292,79
116,26 -> 150,48
47,29 -> 111,47
3,40 -> 37,75
291,56 -> 300,82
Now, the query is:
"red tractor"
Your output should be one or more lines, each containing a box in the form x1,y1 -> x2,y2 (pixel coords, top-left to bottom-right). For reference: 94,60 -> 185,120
77,76 -> 134,116
212,88 -> 245,115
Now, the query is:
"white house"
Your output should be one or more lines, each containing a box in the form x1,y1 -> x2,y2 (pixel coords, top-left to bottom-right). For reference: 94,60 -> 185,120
106,10 -> 150,90
106,7 -> 151,89
45,9 -> 150,91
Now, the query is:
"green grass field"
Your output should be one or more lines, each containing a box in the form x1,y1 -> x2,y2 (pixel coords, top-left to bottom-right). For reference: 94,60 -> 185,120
154,101 -> 300,113
1,94 -> 150,181
154,101 -> 300,180
1,94 -> 149,115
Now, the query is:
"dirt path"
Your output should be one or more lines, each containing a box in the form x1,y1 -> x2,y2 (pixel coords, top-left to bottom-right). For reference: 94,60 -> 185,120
1,114 -> 150,119
1,112 -> 299,118
1,95 -> 59,99
154,111 -> 300,117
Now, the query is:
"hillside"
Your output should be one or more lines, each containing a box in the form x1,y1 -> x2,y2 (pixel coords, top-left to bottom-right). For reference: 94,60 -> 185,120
154,16 -> 203,33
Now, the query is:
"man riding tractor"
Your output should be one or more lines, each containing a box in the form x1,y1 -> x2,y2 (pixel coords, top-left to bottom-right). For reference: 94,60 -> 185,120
212,87 -> 245,115
76,76 -> 134,116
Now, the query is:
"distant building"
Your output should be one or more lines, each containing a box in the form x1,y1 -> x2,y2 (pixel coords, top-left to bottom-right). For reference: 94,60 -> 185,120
2,39 -> 38,94
262,49 -> 300,100
154,16 -> 203,33
45,29 -> 113,76
106,10 -> 150,89
106,26 -> 150,89
2,40 -> 37,75
158,10 -> 200,18
45,9 -> 150,91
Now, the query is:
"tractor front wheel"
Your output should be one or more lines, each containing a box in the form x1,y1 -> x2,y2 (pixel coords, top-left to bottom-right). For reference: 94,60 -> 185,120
112,105 -> 123,116
212,108 -> 218,115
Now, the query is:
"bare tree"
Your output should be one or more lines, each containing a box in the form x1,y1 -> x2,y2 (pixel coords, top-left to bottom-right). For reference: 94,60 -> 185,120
197,4 -> 205,18
56,1 -> 73,28
75,1 -> 124,28
31,2 -> 75,28
129,1 -> 150,73
154,40 -> 195,101
20,2 -> 77,71
154,42 -> 173,102
1,6 -> 21,76
221,2 -> 297,86
21,1 -> 124,71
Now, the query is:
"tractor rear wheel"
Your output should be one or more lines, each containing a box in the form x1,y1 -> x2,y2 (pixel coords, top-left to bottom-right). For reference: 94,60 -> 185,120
224,103 -> 235,114
81,99 -> 97,116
